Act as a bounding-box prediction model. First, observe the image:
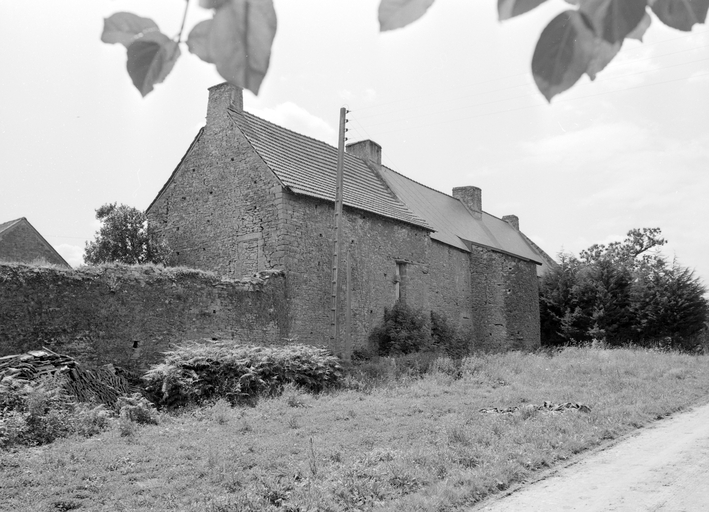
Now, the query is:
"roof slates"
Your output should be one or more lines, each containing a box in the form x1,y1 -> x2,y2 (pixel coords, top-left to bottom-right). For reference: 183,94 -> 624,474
230,111 -> 432,230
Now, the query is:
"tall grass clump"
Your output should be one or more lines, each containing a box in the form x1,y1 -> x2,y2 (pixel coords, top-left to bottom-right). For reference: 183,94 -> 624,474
142,341 -> 342,408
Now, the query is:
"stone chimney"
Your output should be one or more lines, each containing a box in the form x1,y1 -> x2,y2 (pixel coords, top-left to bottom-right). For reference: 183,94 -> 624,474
206,82 -> 243,129
346,140 -> 382,170
452,186 -> 482,218
502,215 -> 519,230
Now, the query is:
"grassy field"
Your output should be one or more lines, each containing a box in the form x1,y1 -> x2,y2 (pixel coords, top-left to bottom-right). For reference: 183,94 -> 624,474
3,347 -> 709,511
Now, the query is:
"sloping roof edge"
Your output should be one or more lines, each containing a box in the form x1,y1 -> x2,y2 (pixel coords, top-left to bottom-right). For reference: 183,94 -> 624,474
0,218 -> 71,268
229,110 -> 433,231
519,231 -> 558,270
146,128 -> 205,215
458,236 -> 541,264
0,218 -> 23,236
226,108 -> 288,191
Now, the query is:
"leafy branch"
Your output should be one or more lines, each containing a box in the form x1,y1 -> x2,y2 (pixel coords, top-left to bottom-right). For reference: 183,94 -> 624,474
101,0 -> 709,100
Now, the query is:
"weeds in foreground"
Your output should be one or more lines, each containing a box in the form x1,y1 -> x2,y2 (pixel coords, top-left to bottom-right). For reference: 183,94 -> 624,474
0,376 -> 158,449
2,347 -> 709,512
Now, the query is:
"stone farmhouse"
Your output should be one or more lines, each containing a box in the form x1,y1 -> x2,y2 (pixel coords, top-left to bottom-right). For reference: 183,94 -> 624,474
0,217 -> 70,268
147,83 -> 554,353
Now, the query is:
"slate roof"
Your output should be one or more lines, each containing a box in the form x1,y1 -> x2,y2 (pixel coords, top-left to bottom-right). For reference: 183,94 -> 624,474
229,110 -> 432,231
0,218 -> 22,236
379,168 -> 543,263
228,108 -> 544,264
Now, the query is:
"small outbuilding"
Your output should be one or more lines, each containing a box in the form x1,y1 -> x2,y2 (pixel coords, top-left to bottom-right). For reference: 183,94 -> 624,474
0,217 -> 70,268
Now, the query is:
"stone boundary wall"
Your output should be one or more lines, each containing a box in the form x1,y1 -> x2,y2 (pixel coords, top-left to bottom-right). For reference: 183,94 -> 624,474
0,263 -> 289,371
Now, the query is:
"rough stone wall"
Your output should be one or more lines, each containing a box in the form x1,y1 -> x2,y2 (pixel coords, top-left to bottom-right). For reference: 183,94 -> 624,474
147,86 -> 283,278
427,241 -> 474,330
469,247 -> 540,350
279,192 -> 431,349
0,263 -> 288,371
0,222 -> 68,268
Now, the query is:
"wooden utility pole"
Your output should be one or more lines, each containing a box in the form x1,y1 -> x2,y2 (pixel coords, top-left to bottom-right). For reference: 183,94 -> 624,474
331,107 -> 347,356
344,245 -> 352,361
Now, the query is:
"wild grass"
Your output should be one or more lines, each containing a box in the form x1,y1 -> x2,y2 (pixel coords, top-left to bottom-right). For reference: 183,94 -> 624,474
2,347 -> 709,511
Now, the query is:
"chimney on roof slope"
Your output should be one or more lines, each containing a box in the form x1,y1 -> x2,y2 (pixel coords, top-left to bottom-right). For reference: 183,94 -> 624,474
502,215 -> 519,230
206,82 -> 243,128
453,186 -> 482,218
346,140 -> 382,171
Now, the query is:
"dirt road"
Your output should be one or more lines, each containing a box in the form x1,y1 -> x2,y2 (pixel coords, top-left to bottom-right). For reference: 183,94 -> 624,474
473,401 -> 709,511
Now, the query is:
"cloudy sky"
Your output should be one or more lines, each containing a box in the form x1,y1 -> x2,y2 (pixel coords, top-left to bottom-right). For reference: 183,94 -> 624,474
1,0 -> 707,288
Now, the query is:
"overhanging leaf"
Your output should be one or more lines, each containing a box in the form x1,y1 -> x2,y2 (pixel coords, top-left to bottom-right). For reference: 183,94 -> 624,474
498,0 -> 549,21
586,38 -> 622,80
208,0 -> 277,95
627,11 -> 652,40
199,0 -> 230,8
379,0 -> 436,31
187,20 -> 214,63
651,0 -> 709,31
580,0 -> 648,44
127,33 -> 181,97
101,12 -> 159,48
532,10 -> 596,101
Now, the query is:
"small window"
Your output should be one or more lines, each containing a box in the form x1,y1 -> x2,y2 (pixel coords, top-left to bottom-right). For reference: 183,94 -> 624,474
395,262 -> 406,301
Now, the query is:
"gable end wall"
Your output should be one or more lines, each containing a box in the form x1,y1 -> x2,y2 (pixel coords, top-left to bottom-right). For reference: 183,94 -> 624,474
0,222 -> 69,268
147,115 -> 285,279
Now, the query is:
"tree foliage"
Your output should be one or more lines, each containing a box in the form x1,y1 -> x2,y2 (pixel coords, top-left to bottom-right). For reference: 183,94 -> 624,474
83,203 -> 171,266
102,0 -> 708,100
540,228 -> 708,350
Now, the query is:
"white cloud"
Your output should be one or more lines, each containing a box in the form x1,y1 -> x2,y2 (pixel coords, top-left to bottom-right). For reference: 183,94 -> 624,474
56,243 -> 84,268
521,121 -> 651,168
248,102 -> 336,144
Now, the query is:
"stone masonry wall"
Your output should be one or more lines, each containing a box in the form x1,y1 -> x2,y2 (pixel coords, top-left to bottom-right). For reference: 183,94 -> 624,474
280,192 -> 431,350
427,241 -> 474,330
147,86 -> 283,278
0,263 -> 288,371
469,247 -> 540,350
0,222 -> 68,268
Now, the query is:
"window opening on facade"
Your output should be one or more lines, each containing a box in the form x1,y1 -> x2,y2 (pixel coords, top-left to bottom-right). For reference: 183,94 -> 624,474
395,261 -> 406,301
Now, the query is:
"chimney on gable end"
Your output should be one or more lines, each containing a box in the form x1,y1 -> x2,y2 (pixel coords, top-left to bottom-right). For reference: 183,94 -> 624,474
346,140 -> 382,171
452,186 -> 482,218
206,82 -> 243,128
502,215 -> 519,230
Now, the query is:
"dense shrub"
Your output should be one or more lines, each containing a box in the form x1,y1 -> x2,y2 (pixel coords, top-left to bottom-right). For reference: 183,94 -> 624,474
142,342 -> 343,408
0,375 -> 111,449
430,311 -> 470,358
369,303 -> 471,358
540,228 -> 708,350
368,301 -> 432,356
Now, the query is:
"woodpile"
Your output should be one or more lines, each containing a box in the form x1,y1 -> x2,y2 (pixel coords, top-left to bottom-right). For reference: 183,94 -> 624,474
0,348 -> 140,410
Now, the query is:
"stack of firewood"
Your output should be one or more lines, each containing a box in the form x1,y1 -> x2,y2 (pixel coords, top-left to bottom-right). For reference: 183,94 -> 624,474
0,348 -> 139,410
0,349 -> 77,381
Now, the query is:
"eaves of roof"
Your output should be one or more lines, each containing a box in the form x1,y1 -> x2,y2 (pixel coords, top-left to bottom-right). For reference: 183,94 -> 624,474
379,166 -> 543,264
